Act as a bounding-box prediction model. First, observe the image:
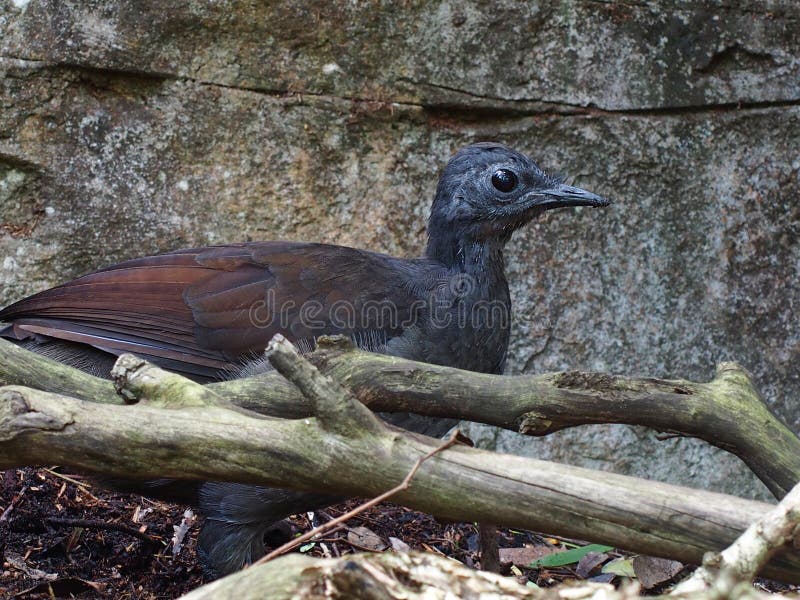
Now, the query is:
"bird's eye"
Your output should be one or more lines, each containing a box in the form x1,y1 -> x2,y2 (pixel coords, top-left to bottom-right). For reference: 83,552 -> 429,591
491,169 -> 518,193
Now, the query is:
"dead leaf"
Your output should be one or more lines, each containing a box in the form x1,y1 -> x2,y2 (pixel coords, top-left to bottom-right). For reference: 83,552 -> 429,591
389,537 -> 411,552
632,555 -> 684,589
602,557 -> 636,578
576,551 -> 609,578
4,551 -> 57,581
498,545 -> 556,566
347,526 -> 387,551
172,509 -> 196,557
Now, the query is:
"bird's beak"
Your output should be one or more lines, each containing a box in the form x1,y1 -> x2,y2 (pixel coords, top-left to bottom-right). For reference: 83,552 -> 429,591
530,183 -> 612,210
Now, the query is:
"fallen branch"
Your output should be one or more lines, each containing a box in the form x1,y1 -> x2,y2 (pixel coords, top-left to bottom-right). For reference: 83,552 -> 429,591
256,428 -> 460,564
673,478 -> 800,594
179,551 -> 547,600
176,549 -> 778,600
1,350 -> 799,582
1,336 -> 796,499
0,338 -> 116,403
44,516 -> 157,546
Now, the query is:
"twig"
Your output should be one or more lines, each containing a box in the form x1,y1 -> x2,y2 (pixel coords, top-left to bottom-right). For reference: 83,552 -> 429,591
45,516 -> 158,546
0,485 -> 27,521
42,468 -> 93,490
265,334 -> 384,436
254,429 -> 461,565
312,523 -> 347,538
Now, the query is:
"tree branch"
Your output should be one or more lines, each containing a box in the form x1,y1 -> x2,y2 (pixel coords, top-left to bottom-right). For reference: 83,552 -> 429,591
1,369 -> 799,583
264,334 -> 384,436
674,479 -> 800,594
2,336 -> 795,499
178,552 -> 548,600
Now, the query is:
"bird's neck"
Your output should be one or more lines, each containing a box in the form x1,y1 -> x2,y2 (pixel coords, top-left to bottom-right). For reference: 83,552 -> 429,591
426,226 -> 509,282
424,225 -> 512,375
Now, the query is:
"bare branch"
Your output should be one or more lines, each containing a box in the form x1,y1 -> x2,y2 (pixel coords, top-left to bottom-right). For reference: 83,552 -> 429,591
256,429 -> 460,564
265,333 -> 384,436
2,378 -> 800,583
674,479 -> 800,594
2,336 -> 795,498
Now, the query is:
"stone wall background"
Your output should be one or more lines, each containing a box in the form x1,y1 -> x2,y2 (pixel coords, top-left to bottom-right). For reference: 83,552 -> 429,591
1,0 -> 798,500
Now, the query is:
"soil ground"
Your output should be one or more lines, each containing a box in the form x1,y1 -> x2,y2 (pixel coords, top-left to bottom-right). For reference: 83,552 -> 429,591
1,467 -> 795,599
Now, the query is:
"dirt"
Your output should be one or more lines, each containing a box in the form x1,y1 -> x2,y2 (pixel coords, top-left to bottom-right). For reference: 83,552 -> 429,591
1,468 -> 202,598
1,466 -> 795,598
0,466 -> 600,598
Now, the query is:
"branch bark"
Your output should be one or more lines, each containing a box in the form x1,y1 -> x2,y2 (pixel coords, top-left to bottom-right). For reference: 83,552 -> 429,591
1,336 -> 797,499
674,478 -> 800,594
1,352 -> 800,583
177,337 -> 800,598
178,551 -> 782,600
179,551 -> 548,600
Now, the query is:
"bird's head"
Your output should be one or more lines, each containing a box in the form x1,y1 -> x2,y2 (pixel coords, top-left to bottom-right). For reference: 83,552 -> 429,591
428,143 -> 611,247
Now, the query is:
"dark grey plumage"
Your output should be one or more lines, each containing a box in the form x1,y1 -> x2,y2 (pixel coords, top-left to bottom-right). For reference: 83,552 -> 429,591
0,143 -> 610,576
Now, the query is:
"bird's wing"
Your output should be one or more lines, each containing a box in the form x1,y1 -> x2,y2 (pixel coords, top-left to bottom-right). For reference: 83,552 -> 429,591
0,242 -> 429,378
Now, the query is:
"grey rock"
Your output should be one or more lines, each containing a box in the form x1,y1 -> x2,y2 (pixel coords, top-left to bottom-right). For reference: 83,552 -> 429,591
1,0 -> 798,501
3,1 -> 799,110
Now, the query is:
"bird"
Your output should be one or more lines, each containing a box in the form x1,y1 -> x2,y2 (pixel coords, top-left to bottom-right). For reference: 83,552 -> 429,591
0,142 -> 611,575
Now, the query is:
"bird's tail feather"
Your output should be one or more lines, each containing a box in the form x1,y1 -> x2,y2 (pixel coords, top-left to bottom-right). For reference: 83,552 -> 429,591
197,482 -> 338,577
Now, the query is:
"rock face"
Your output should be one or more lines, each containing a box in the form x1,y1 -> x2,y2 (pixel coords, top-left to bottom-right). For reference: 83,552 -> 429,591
1,1 -> 798,500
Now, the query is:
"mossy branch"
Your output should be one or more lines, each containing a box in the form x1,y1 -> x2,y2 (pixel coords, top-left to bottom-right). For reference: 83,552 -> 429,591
1,344 -> 800,583
1,336 -> 797,498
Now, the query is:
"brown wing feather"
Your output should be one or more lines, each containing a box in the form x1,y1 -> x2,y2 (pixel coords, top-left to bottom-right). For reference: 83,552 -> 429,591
0,251 -> 227,368
0,242 -> 430,377
185,243 -> 426,356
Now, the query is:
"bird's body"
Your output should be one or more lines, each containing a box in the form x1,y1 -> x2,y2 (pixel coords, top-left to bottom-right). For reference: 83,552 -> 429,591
0,143 -> 610,575
0,241 -> 510,381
